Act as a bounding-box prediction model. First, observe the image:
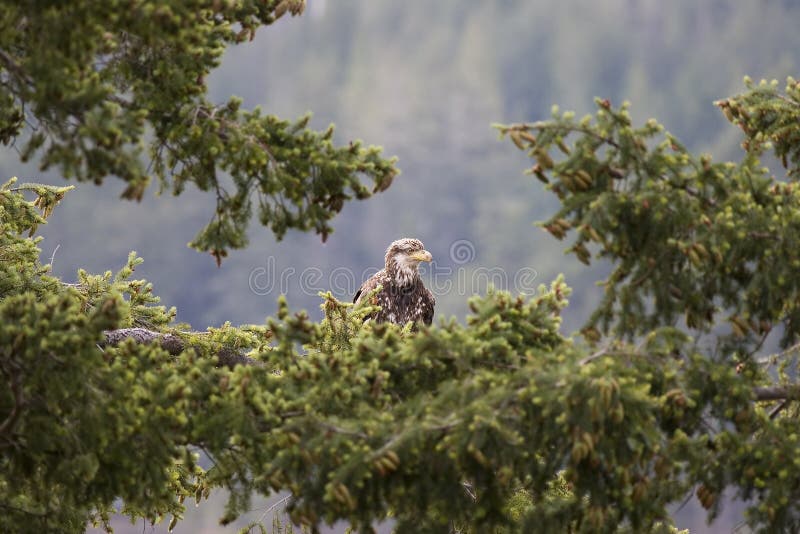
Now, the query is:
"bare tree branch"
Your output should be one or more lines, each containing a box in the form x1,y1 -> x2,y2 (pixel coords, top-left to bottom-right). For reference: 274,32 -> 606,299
769,399 -> 789,419
101,327 -> 261,368
754,386 -> 800,402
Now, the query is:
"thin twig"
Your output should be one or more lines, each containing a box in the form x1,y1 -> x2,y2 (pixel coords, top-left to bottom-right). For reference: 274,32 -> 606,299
461,481 -> 476,502
580,345 -> 611,365
255,494 -> 292,526
769,400 -> 789,420
48,243 -> 60,268
757,341 -> 800,365
675,486 -> 695,514
523,122 -> 623,150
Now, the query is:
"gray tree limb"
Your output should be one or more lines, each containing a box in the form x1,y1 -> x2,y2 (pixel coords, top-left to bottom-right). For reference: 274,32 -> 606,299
754,386 -> 800,402
101,327 -> 260,368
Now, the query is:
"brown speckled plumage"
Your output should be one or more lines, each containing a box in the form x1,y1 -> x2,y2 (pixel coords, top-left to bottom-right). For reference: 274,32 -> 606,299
353,238 -> 435,327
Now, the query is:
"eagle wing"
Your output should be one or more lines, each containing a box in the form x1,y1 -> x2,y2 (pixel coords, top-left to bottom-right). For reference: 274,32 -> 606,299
420,286 -> 435,326
353,269 -> 387,305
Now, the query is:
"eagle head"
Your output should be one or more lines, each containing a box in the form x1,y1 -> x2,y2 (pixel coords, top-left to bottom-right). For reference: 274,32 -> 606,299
384,238 -> 432,286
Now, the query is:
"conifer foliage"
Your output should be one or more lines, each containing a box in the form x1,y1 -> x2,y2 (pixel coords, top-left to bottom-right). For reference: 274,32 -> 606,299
0,0 -> 397,263
5,3 -> 800,533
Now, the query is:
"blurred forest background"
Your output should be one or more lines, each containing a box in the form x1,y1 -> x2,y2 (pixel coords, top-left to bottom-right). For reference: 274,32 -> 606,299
8,0 -> 800,531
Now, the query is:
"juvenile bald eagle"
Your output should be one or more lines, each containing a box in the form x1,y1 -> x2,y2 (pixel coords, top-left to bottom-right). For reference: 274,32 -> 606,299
354,238 -> 435,327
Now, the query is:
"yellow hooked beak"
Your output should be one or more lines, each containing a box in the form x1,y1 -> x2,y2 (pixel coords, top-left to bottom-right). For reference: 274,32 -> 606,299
410,250 -> 433,262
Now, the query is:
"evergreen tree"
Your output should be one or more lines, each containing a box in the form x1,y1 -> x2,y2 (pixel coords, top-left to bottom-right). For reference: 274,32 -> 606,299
4,3 -> 800,533
0,0 -> 397,264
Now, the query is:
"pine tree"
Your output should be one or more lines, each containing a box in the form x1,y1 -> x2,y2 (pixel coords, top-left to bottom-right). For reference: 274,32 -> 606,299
4,3 -> 800,533
0,0 -> 396,264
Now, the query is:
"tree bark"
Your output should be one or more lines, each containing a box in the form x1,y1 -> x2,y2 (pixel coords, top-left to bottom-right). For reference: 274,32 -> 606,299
754,386 -> 800,402
101,327 -> 260,368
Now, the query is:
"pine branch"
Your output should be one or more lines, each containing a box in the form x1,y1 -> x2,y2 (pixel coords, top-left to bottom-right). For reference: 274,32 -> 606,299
100,327 -> 261,368
0,48 -> 29,85
580,345 -> 800,404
